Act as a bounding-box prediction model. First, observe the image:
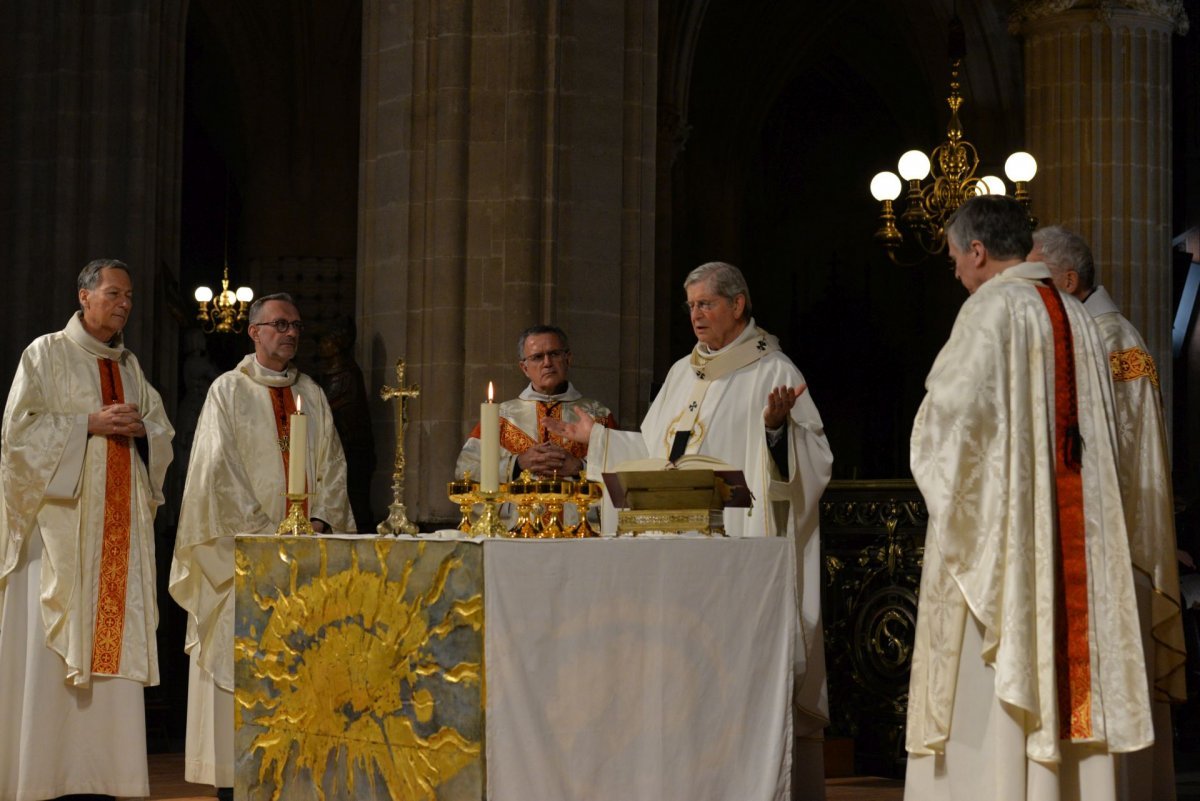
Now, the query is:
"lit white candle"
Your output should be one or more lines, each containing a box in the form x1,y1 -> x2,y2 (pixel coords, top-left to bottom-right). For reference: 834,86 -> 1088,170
288,394 -> 307,495
480,382 -> 499,493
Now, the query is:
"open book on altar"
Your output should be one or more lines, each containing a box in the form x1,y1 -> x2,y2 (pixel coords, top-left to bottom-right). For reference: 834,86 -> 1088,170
601,455 -> 753,511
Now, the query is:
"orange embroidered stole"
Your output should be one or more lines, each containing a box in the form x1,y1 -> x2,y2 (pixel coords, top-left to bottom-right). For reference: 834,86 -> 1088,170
1035,285 -> 1093,740
91,358 -> 131,674
269,386 -> 307,513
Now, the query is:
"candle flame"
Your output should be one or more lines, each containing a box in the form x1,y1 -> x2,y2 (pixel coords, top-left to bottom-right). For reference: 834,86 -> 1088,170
487,381 -> 494,402
296,395 -> 303,413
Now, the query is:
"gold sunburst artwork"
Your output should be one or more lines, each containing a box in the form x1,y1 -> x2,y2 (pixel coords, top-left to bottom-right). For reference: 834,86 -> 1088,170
234,536 -> 484,801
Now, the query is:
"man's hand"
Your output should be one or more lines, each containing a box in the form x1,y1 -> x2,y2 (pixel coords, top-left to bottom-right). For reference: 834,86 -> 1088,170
763,385 -> 806,430
88,403 -> 146,438
517,442 -> 582,477
541,409 -> 595,444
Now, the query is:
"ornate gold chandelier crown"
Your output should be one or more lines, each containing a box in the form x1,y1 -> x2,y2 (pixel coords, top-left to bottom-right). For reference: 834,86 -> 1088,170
869,18 -> 1036,265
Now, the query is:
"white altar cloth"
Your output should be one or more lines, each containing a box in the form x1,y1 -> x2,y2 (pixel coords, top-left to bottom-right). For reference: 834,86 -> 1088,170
483,537 -> 796,801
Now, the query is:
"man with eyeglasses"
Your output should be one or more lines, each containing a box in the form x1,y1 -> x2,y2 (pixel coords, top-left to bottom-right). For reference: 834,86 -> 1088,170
170,292 -> 356,800
0,259 -> 174,801
545,261 -> 833,796
456,324 -> 616,481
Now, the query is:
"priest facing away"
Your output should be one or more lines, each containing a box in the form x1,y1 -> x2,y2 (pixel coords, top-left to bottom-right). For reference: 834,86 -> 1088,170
0,259 -> 175,801
170,292 -> 356,800
545,261 -> 834,799
904,195 -> 1153,801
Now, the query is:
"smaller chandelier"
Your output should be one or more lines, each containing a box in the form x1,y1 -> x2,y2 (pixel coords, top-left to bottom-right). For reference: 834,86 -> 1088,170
194,264 -> 254,334
869,22 -> 1037,265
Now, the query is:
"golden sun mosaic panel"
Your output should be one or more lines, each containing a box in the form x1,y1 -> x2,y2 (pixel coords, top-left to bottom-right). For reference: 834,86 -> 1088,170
234,536 -> 484,801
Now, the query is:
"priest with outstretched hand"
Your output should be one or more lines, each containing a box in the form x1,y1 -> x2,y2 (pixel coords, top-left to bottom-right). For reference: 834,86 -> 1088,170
545,261 -> 833,798
169,292 -> 356,800
0,258 -> 174,801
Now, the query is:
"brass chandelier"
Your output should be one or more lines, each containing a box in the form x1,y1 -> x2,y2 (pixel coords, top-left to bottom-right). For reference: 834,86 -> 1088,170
869,19 -> 1036,265
194,188 -> 254,334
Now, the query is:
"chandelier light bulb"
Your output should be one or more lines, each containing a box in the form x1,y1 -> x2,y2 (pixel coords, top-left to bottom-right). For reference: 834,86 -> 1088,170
1004,151 -> 1037,183
870,171 -> 903,202
194,286 -> 214,303
236,286 -> 255,303
897,150 -> 931,182
980,175 -> 1006,196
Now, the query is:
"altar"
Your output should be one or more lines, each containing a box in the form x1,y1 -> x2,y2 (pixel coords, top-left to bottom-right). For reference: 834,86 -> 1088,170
234,534 -> 799,801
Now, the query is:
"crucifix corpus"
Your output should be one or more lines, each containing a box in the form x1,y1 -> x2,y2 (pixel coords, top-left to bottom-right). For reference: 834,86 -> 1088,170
377,359 -> 421,535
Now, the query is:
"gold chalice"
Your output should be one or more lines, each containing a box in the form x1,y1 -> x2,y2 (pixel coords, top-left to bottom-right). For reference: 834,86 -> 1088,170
507,470 -> 540,538
535,475 -> 575,538
447,474 -> 479,532
570,480 -> 604,538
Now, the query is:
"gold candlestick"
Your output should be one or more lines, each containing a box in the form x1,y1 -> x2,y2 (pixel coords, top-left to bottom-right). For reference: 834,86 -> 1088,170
276,493 -> 315,536
535,475 -> 574,538
469,489 -> 509,537
378,359 -> 421,535
507,470 -> 540,538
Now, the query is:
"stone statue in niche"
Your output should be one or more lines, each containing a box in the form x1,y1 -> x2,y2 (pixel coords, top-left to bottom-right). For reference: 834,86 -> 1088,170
317,320 -> 376,531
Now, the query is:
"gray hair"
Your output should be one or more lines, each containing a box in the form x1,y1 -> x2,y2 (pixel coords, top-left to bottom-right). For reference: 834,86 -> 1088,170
683,261 -> 753,317
77,259 -> 131,293
248,292 -> 299,324
944,195 -> 1033,261
1032,225 -> 1096,291
516,324 -> 570,360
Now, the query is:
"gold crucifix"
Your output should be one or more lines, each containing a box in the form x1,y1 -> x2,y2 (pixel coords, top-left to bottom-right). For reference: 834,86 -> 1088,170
377,359 -> 421,535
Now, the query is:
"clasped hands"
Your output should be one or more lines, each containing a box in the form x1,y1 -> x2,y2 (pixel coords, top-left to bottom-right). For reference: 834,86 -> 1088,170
88,402 -> 146,438
517,438 -> 583,478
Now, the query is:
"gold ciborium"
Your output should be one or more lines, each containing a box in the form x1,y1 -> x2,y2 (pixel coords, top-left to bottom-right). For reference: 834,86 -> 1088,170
447,475 -> 479,533
506,470 -> 540,538
570,480 -> 604,538
535,475 -> 575,538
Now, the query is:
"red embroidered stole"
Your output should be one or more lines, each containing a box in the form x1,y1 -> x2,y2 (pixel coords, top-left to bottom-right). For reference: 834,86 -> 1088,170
269,386 -> 307,513
1035,285 -> 1093,740
91,358 -> 131,674
468,401 -> 600,460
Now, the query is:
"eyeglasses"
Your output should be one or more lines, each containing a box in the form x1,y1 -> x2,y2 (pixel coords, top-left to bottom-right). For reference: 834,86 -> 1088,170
682,299 -> 726,313
521,348 -> 568,364
253,319 -> 305,333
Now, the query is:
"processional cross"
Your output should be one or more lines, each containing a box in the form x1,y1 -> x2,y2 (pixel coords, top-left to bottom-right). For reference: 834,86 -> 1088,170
377,359 -> 421,535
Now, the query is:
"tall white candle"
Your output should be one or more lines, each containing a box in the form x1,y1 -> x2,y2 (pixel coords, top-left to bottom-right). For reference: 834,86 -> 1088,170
288,394 -> 307,495
480,382 -> 499,493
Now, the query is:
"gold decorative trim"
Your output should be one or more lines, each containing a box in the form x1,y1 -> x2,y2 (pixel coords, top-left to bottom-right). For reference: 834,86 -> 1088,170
1109,346 -> 1159,388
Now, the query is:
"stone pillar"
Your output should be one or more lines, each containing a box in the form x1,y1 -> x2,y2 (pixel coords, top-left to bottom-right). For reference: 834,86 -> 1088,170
358,0 -> 657,525
1017,0 -> 1188,427
0,1 -> 187,400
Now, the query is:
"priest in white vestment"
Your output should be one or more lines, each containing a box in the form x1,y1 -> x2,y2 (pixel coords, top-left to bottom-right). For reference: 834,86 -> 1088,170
456,324 -> 615,480
1031,225 -> 1187,801
0,259 -> 174,801
545,262 -> 834,801
905,196 -> 1154,801
169,292 -> 356,797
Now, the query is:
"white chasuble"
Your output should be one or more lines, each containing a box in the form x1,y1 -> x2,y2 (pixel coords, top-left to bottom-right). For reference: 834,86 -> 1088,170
0,312 -> 173,801
906,263 -> 1152,801
169,354 -> 355,786
587,321 -> 833,733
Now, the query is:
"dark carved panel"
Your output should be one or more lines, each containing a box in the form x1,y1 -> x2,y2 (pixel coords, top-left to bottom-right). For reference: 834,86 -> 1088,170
820,480 -> 927,778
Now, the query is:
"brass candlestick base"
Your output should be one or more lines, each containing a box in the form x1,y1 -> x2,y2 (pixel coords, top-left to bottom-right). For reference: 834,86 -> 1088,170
276,493 -> 315,536
377,499 -> 419,535
469,490 -> 509,537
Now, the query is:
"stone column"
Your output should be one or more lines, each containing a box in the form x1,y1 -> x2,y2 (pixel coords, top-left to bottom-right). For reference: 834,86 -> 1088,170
1017,0 -> 1189,426
0,1 -> 187,401
358,0 -> 657,525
